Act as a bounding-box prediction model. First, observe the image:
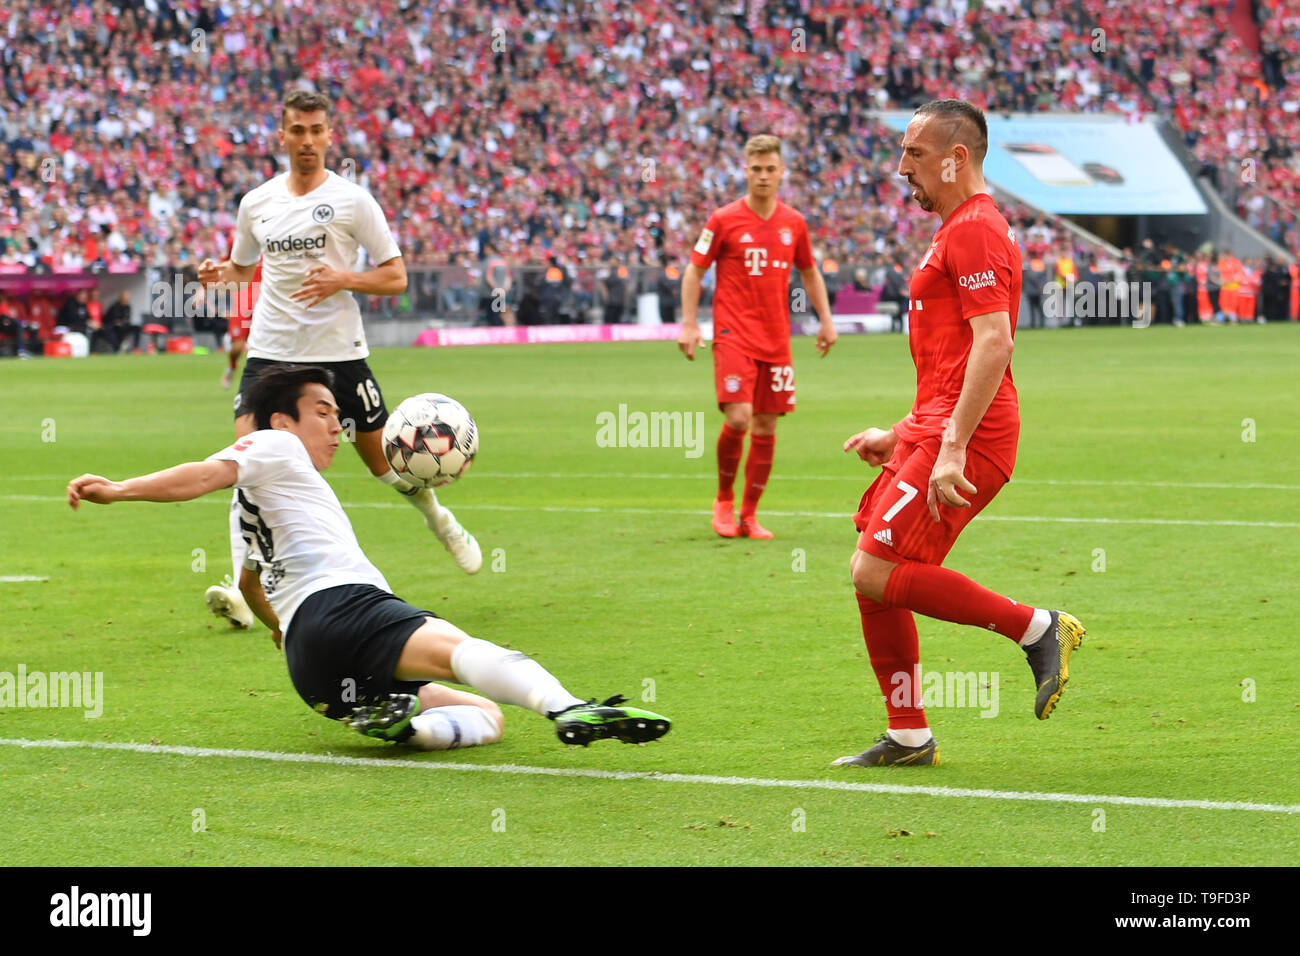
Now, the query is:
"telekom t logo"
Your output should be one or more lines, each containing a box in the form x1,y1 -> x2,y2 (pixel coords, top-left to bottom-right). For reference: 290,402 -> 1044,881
744,247 -> 768,275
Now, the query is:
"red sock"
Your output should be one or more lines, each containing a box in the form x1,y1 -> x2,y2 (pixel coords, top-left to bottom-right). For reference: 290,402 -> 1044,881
739,433 -> 775,519
883,561 -> 1034,640
857,592 -> 927,729
716,424 -> 745,502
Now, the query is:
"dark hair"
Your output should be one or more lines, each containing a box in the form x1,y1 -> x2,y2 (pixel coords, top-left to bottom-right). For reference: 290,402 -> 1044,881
915,99 -> 988,163
281,91 -> 331,127
244,365 -> 335,431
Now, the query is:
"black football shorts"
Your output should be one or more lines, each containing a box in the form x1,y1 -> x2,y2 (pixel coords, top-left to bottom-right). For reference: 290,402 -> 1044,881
284,584 -> 438,720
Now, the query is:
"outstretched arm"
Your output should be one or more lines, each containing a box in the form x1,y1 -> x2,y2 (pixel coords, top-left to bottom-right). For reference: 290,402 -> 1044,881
68,460 -> 238,509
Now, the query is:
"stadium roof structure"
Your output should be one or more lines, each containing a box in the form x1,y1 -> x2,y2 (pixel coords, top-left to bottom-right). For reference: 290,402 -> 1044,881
879,112 -> 1206,216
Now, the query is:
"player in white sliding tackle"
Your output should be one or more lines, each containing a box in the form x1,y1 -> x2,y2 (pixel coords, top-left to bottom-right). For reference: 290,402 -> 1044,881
67,364 -> 670,750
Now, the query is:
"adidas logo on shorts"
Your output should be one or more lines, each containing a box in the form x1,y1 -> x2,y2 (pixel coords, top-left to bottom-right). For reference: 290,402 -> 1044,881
873,528 -> 894,548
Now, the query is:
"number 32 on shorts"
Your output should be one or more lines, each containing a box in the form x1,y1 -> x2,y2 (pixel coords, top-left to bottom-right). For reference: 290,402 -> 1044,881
769,365 -> 794,392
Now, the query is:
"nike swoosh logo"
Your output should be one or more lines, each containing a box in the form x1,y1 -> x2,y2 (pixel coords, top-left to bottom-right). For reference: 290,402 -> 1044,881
261,216 -> 275,223
365,411 -> 383,424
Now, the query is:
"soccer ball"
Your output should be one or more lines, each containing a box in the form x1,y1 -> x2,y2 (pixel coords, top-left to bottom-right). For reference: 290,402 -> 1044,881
382,393 -> 478,488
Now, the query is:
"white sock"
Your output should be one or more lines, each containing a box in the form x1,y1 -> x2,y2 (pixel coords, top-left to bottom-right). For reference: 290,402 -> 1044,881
377,466 -> 418,495
888,727 -> 933,748
408,705 -> 501,751
1019,607 -> 1052,646
378,469 -> 443,521
450,637 -> 584,716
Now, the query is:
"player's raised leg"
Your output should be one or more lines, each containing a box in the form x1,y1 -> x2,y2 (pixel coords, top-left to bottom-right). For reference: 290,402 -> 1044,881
348,616 -> 671,749
353,426 -> 482,574
853,547 -> 1084,721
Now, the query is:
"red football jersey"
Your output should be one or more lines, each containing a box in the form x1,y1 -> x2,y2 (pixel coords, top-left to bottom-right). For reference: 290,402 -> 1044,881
690,198 -> 814,364
893,193 -> 1022,478
227,234 -> 262,318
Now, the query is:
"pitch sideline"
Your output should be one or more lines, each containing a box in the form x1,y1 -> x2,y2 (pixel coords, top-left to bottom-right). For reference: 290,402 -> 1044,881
2,736 -> 1296,814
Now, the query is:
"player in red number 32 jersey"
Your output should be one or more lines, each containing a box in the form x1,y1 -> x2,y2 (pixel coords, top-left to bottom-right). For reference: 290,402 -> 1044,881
835,101 -> 1086,768
679,135 -> 837,539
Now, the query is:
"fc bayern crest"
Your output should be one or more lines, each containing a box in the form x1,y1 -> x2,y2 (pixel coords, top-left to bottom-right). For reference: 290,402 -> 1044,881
312,204 -> 335,224
724,375 -> 742,394
778,228 -> 793,246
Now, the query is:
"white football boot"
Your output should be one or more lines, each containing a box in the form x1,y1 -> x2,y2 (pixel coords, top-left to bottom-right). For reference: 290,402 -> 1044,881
423,495 -> 482,574
205,575 -> 254,629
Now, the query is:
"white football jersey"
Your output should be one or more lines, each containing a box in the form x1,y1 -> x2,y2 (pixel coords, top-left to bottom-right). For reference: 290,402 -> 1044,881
207,429 -> 391,636
231,170 -> 402,362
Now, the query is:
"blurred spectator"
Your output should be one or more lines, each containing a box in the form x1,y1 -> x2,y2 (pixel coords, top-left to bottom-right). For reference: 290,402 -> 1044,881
101,291 -> 137,353
57,289 -> 90,334
657,264 -> 682,324
1261,256 -> 1289,321
538,258 -> 572,325
599,256 -> 630,325
1024,253 -> 1050,328
0,292 -> 20,356
478,248 -> 514,327
879,260 -> 910,330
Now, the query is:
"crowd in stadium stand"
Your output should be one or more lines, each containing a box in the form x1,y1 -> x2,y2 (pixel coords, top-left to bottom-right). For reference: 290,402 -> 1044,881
1080,0 -> 1300,248
0,0 -> 1295,350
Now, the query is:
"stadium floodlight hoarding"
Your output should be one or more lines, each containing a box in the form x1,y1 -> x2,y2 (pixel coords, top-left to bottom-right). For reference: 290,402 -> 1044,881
880,112 -> 1207,216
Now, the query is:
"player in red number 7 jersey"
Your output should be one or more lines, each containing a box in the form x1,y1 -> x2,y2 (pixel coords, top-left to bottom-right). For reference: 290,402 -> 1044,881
835,101 -> 1085,768
679,135 -> 837,539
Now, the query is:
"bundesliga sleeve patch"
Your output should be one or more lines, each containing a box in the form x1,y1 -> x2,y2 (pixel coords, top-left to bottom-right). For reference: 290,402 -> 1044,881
694,228 -> 714,255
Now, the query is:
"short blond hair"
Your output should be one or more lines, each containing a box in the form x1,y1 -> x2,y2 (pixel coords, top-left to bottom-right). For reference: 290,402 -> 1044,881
743,135 -> 782,159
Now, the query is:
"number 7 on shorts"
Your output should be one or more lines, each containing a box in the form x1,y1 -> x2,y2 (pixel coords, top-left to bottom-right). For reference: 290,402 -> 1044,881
882,481 -> 919,522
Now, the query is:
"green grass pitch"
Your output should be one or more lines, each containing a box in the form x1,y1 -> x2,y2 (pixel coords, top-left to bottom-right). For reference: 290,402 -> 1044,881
1,325 -> 1297,866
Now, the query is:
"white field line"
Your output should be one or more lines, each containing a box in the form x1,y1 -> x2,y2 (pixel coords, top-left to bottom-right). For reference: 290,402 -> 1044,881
0,575 -> 48,582
10,494 -> 1298,529
12,473 -> 1300,491
1,737 -> 1296,814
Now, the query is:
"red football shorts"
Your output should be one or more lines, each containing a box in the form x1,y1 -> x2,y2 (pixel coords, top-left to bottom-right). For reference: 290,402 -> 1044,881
712,342 -> 796,414
854,437 -> 1009,566
228,315 -> 252,341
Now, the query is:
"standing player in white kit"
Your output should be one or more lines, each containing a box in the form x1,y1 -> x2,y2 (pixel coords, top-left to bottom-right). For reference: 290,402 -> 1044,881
198,91 -> 480,631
